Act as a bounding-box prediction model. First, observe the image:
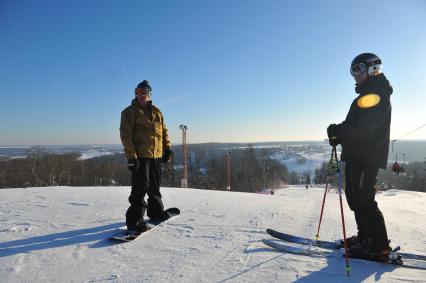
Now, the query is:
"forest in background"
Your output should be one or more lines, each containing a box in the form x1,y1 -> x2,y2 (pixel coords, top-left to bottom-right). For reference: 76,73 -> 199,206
1,145 -> 425,193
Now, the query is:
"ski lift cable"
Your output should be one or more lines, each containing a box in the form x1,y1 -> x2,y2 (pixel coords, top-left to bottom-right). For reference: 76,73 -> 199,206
392,123 -> 426,143
391,123 -> 426,152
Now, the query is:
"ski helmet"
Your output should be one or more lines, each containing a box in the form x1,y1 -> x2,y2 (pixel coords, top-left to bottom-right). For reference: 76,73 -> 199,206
350,53 -> 382,77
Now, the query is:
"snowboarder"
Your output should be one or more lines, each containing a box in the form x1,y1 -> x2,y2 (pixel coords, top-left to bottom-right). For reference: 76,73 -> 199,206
327,53 -> 393,260
120,80 -> 173,233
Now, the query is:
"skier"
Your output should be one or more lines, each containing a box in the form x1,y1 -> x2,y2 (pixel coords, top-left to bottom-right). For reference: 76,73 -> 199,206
120,80 -> 173,233
327,53 -> 393,260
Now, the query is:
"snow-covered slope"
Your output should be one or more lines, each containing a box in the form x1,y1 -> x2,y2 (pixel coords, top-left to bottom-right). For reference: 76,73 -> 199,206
1,186 -> 426,282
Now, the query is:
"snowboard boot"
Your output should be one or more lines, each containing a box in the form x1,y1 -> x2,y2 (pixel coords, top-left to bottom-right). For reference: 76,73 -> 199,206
349,240 -> 391,262
127,220 -> 151,234
135,222 -> 151,233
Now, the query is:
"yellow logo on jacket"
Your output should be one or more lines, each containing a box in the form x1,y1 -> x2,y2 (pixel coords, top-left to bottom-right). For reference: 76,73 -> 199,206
357,94 -> 381,108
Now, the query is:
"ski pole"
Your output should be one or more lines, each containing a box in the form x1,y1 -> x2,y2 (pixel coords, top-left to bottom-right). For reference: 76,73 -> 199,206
315,169 -> 330,240
334,148 -> 350,276
315,146 -> 335,240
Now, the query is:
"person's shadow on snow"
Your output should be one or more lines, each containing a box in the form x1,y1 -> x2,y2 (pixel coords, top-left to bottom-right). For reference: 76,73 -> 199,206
0,222 -> 125,257
239,241 -> 396,283
291,253 -> 396,283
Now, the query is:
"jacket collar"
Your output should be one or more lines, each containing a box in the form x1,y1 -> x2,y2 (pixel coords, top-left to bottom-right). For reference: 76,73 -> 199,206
355,73 -> 393,96
132,98 -> 153,111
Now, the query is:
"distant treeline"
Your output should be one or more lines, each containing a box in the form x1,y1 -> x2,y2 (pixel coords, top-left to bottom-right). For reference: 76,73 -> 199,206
313,161 -> 426,193
3,146 -> 424,192
0,146 -> 310,192
378,161 -> 426,192
206,146 -> 291,192
0,147 -> 130,188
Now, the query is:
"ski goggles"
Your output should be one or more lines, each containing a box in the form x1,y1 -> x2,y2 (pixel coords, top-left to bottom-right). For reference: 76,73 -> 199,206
350,57 -> 382,76
135,88 -> 152,96
350,63 -> 368,76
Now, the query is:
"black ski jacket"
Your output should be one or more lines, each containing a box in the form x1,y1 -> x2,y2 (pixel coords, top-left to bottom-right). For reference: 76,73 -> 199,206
334,73 -> 393,169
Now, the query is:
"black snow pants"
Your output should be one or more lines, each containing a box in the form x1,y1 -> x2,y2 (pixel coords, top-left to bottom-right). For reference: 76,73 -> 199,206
344,161 -> 389,251
126,158 -> 164,230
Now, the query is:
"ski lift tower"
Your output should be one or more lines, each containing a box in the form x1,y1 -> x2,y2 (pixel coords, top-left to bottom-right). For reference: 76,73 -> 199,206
226,151 -> 231,191
180,125 -> 188,188
423,157 -> 426,192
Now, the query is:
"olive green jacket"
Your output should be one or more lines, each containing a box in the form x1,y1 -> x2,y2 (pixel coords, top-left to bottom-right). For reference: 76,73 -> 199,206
120,99 -> 171,159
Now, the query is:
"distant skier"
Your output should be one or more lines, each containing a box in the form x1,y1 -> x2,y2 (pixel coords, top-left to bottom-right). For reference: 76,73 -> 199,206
327,53 -> 393,260
120,80 -> 173,233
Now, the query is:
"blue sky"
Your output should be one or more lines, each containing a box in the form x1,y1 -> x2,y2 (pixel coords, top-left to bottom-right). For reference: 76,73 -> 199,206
1,0 -> 425,145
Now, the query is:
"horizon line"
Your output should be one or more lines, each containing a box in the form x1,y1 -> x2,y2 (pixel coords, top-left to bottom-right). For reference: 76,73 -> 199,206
1,139 -> 426,148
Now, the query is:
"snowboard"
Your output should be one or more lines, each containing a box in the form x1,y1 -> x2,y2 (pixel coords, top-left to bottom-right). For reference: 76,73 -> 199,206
264,229 -> 426,270
110,207 -> 180,242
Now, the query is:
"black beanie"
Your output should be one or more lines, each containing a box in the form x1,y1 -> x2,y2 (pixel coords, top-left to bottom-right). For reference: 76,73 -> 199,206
136,80 -> 152,91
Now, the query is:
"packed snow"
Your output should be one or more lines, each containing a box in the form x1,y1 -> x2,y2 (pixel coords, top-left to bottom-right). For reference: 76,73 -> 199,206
1,186 -> 426,282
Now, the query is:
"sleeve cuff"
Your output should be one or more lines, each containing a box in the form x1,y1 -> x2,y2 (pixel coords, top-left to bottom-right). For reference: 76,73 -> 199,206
128,153 -> 137,159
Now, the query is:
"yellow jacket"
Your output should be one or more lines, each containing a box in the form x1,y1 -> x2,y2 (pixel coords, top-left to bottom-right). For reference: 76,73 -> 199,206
120,99 -> 171,159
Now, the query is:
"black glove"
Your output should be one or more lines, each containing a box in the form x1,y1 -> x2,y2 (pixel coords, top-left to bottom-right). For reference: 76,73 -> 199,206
128,158 -> 141,173
327,124 -> 341,146
162,149 -> 173,164
327,124 -> 336,139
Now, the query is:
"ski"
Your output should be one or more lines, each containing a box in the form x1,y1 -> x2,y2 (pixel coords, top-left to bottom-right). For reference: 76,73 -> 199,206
267,228 -> 337,249
262,238 -> 426,270
110,207 -> 180,242
266,228 -> 426,262
262,239 -> 330,256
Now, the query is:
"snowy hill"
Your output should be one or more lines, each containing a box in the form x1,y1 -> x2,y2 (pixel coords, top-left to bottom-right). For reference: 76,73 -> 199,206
1,186 -> 426,282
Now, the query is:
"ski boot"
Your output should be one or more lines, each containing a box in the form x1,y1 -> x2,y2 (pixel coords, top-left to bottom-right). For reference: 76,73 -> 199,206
349,240 -> 392,262
336,234 -> 364,248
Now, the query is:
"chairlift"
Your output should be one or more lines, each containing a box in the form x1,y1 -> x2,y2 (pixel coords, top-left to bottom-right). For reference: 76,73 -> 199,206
391,151 -> 406,174
391,161 -> 403,174
391,139 -> 406,175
